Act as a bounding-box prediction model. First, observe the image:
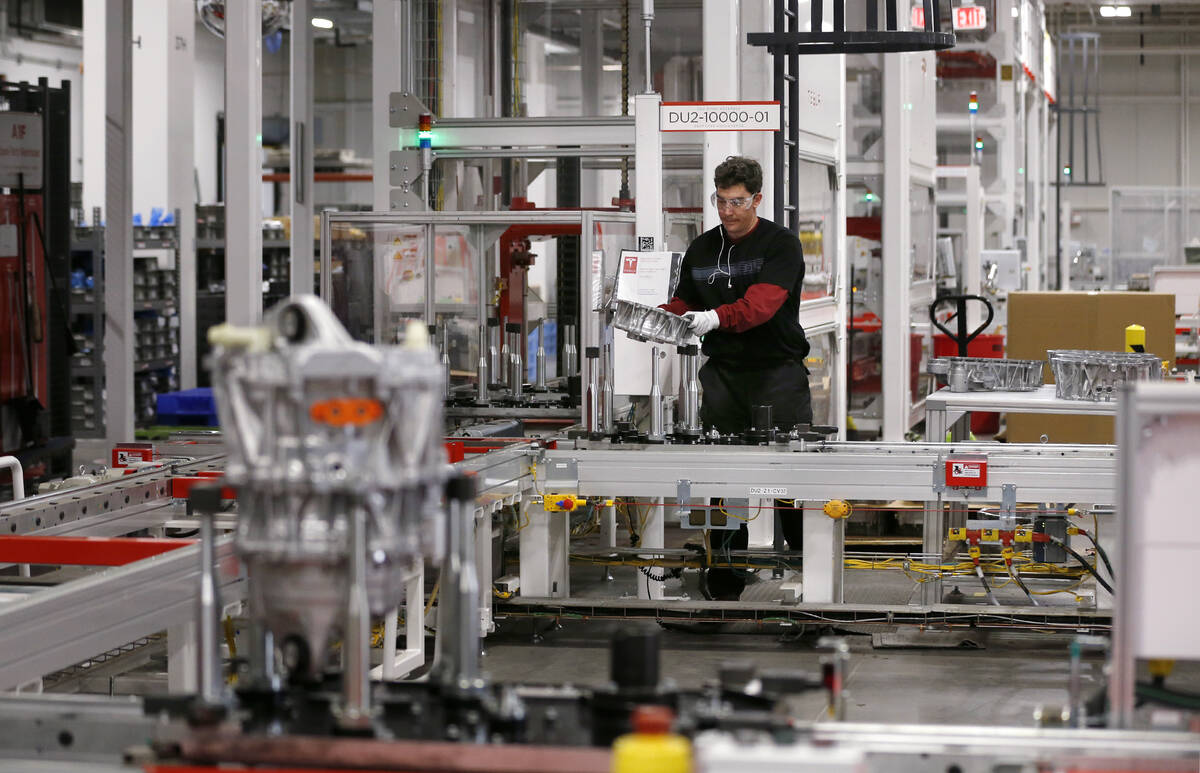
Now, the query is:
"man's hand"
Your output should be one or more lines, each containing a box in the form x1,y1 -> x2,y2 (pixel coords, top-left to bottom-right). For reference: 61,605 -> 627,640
683,310 -> 720,336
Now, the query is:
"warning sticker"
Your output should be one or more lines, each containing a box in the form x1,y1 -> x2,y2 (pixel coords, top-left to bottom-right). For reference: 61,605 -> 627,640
951,463 -> 981,479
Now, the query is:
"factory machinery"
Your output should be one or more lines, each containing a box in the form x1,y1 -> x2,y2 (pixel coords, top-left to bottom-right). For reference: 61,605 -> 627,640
0,297 -> 1197,772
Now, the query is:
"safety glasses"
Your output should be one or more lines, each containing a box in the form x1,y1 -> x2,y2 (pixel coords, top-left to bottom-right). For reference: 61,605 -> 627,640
710,192 -> 756,211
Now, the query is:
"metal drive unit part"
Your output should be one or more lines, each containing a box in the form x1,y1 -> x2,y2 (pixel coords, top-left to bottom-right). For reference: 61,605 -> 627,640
208,295 -> 447,678
611,299 -> 692,346
929,356 -> 1045,392
1049,350 -> 1162,401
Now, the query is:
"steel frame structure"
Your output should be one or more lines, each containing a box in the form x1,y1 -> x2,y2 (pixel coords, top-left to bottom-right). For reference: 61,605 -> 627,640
470,438 -> 1115,611
0,429 -> 1118,693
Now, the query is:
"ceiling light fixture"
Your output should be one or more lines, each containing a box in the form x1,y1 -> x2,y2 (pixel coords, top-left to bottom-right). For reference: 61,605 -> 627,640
312,17 -> 334,29
1099,5 -> 1132,17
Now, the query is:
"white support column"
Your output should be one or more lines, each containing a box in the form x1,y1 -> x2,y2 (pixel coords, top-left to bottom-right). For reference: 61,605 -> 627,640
834,53 -> 849,439
370,566 -> 424,680
580,9 -> 604,208
702,0 -> 740,231
802,504 -> 843,603
290,0 -> 314,295
373,0 -> 412,212
1042,95 -> 1052,290
225,0 -> 263,325
1026,94 -> 1042,291
474,507 -> 495,633
167,621 -> 197,693
168,0 -> 197,388
996,3 -> 1017,247
881,54 -> 912,442
739,0 -> 773,222
634,92 -> 663,250
1059,199 -> 1072,291
637,498 -> 665,601
964,166 -> 983,327
82,2 -> 106,220
517,499 -> 569,597
103,0 -> 134,444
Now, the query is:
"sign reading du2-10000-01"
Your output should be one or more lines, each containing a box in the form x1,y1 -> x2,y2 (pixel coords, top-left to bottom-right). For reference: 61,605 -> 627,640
660,101 -> 781,133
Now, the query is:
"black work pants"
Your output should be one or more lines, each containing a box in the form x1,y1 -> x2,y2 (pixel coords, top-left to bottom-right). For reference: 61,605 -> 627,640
699,359 -> 812,600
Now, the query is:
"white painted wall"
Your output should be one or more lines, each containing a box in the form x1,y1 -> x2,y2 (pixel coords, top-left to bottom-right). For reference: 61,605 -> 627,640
131,0 -> 169,219
1058,32 -> 1200,255
193,20 -> 224,204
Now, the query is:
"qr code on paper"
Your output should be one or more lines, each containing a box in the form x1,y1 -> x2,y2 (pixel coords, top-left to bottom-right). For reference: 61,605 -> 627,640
637,236 -> 655,251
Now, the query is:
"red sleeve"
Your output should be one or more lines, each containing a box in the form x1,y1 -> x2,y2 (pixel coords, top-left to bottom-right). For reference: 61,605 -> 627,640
658,296 -> 699,315
713,283 -> 789,333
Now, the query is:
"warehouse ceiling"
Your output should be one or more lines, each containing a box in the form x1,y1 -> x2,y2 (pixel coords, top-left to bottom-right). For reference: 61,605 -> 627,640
300,1 -> 705,57
1046,1 -> 1200,28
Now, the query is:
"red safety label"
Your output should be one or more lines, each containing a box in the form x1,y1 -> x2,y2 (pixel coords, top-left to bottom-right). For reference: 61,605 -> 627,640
945,455 -> 988,488
112,443 -> 155,468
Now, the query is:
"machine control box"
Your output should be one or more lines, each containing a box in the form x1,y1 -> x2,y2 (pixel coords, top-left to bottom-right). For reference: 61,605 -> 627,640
944,453 -> 988,489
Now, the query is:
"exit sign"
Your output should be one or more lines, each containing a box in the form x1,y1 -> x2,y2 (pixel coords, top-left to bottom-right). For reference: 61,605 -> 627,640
954,5 -> 987,30
912,4 -> 988,30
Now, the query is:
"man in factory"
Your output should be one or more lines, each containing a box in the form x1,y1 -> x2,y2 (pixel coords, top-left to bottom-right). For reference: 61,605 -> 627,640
660,155 -> 812,600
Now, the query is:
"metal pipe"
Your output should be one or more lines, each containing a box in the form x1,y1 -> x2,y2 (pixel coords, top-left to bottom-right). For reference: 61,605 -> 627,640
435,324 -> 452,400
678,344 -> 699,432
0,456 -> 24,502
341,505 -> 373,729
436,474 -> 484,695
534,319 -> 547,390
488,317 -> 501,385
641,0 -> 654,93
476,322 -> 489,404
600,342 -> 615,434
585,346 -> 600,433
247,622 -> 279,692
507,322 -> 523,399
818,637 -> 850,721
498,319 -> 510,385
562,320 -> 578,378
648,346 -> 664,441
196,499 -> 223,707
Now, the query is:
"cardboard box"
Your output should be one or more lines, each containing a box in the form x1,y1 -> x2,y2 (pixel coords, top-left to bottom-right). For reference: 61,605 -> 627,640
1005,291 -> 1175,444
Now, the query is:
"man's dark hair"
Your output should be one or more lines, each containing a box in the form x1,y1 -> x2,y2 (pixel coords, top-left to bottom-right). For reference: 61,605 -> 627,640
713,156 -> 763,195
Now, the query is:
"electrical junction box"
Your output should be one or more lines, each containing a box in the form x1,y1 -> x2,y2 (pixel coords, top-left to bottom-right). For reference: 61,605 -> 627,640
945,453 -> 988,489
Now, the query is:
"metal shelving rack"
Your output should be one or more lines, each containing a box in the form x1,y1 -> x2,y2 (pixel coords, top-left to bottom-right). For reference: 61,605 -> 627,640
69,219 -> 181,436
68,220 -> 105,438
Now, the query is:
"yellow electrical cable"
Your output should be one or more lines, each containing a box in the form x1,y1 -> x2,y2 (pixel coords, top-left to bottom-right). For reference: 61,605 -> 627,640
424,579 -> 441,617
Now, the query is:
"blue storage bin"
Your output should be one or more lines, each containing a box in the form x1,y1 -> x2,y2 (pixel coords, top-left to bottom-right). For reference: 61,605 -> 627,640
156,387 -> 219,426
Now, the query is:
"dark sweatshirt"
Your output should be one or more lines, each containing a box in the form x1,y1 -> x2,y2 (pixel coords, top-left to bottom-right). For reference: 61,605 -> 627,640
662,217 -> 809,367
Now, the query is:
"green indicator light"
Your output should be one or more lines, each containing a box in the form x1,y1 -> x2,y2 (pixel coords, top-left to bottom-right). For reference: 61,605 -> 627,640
864,192 -> 876,202
1063,166 -> 1072,175
255,133 -> 263,144
1018,167 -> 1025,174
419,130 -> 432,140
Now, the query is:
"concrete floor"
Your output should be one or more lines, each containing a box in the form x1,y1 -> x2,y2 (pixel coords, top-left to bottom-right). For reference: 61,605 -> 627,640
481,620 -> 1109,727
480,542 -> 1200,729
